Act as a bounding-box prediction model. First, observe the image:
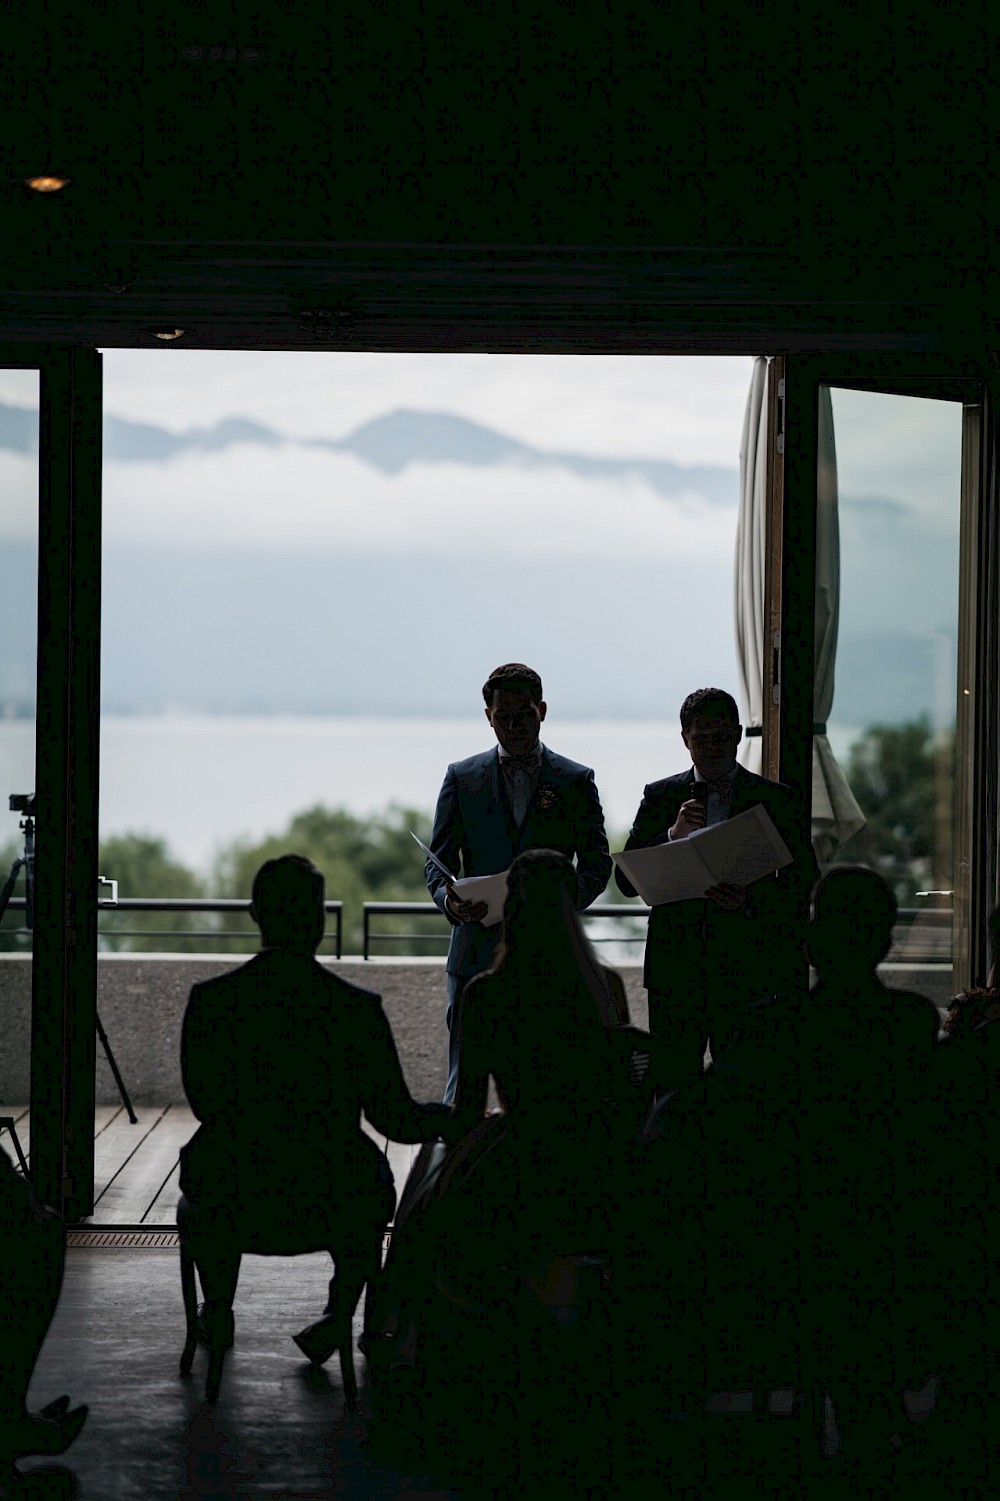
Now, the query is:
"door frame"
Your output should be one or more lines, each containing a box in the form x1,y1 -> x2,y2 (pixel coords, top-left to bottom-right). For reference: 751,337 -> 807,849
1,344 -> 103,1216
766,354 -> 995,992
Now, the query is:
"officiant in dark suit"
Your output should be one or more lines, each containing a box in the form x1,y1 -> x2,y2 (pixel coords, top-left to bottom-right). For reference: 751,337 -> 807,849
615,687 -> 817,1083
426,663 -> 614,1103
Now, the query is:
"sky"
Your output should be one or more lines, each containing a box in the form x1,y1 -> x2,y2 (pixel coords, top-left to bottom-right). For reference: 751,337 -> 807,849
0,352 -> 963,724
95,350 -> 755,465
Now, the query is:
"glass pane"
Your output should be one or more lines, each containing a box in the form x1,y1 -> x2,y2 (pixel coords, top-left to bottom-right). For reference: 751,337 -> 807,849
819,386 -> 961,1001
0,369 -> 39,1131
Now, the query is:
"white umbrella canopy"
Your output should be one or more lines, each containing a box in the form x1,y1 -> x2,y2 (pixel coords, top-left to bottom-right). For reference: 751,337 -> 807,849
734,361 -> 865,858
734,355 -> 767,776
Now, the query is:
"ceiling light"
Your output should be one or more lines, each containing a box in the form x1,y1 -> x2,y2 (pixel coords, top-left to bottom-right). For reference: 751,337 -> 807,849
25,175 -> 70,193
152,329 -> 185,341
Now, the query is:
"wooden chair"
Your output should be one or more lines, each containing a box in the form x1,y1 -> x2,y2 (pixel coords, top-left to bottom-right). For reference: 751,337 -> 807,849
178,1195 -> 384,1404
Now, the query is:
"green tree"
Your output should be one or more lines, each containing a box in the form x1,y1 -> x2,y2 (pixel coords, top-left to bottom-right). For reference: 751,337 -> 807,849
211,803 -> 443,957
97,834 -> 209,952
838,716 -> 954,903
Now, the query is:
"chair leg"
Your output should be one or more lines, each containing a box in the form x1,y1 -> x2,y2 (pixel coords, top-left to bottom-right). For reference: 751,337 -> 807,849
202,1301 -> 236,1402
295,1231 -> 383,1408
179,1246 -> 199,1376
182,1239 -> 240,1400
339,1338 -> 358,1411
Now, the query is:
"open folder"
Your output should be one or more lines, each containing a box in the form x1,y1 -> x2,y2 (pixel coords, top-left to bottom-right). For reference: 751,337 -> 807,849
612,804 -> 793,907
411,832 -> 509,927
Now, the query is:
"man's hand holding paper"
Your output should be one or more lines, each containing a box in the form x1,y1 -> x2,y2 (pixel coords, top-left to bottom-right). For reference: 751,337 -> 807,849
613,804 -> 793,908
446,872 -> 509,928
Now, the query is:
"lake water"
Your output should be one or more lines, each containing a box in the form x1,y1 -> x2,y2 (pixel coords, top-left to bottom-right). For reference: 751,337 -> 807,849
0,713 -> 862,876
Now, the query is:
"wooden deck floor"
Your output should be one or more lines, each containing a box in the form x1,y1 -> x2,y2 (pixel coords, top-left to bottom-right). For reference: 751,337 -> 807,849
2,1104 -> 421,1226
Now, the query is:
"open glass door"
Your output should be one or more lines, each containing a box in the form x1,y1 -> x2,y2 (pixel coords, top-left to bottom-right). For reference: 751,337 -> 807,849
0,367 -> 39,1186
0,347 -> 103,1217
761,357 -> 993,1002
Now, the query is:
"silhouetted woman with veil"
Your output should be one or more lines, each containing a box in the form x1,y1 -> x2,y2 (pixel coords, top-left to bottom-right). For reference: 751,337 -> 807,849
364,849 -> 630,1476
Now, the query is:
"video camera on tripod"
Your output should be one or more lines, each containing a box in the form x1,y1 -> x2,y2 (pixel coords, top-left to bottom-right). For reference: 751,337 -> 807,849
1,790 -> 137,1123
2,793 -> 36,929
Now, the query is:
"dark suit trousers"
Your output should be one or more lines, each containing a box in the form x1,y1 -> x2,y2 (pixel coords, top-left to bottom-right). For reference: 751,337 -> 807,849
646,922 -> 749,1085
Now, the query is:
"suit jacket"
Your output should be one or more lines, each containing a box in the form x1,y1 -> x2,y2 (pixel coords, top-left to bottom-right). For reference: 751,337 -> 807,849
426,744 -> 612,978
615,765 -> 818,998
179,947 -> 452,1212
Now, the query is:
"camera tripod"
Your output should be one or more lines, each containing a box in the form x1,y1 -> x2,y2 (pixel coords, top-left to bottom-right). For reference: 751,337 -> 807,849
1,795 -> 137,1123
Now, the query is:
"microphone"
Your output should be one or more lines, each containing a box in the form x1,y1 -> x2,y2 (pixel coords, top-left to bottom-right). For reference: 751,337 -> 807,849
688,781 -> 709,805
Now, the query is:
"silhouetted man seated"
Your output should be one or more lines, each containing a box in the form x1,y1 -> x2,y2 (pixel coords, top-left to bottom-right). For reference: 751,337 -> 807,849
920,903 -> 1000,1472
178,854 -> 456,1365
619,867 -> 941,1482
1,1149 -> 87,1499
797,866 -> 940,1470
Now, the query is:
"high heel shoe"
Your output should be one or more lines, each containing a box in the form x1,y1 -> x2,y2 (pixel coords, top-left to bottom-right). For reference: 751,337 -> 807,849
1,1406 -> 87,1464
36,1403 -> 69,1425
292,1316 -> 350,1367
1,1462 -> 78,1498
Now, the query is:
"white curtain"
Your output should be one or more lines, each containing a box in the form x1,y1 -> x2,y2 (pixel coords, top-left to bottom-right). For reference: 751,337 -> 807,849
734,355 -> 768,775
812,386 -> 866,861
735,360 -> 865,857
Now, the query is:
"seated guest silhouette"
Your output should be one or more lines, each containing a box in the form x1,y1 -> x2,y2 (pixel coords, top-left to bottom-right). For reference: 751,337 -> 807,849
796,866 -> 940,1471
178,854 -> 455,1366
921,904 -> 999,1471
1,1148 -> 87,1499
367,850 -> 631,1443
446,847 -> 630,1259
615,686 -> 817,1085
623,867 -> 940,1479
426,662 -> 613,1103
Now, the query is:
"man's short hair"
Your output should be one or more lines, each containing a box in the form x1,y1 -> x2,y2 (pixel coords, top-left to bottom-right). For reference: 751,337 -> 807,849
251,854 -> 324,945
680,687 -> 740,732
482,663 -> 543,706
811,865 -> 897,928
810,866 -> 897,966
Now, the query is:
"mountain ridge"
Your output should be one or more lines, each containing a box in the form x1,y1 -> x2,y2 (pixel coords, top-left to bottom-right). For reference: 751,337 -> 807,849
0,400 -> 738,505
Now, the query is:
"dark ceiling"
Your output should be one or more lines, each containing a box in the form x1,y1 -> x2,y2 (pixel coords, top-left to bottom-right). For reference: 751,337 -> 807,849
3,4 -> 996,354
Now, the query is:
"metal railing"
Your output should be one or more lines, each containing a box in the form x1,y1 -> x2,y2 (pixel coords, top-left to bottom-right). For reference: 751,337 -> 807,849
1,897 -> 344,958
1,896 -> 952,966
362,900 -> 651,959
361,901 -> 954,963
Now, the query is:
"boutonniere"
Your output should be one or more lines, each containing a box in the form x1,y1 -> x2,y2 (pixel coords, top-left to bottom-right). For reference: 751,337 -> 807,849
537,786 -> 559,813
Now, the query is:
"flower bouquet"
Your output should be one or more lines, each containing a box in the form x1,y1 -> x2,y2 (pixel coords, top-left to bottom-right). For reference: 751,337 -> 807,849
942,985 -> 1000,1042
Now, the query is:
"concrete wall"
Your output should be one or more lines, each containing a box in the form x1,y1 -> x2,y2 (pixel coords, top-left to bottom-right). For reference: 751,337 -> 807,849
0,956 -> 650,1105
1,955 -> 953,1106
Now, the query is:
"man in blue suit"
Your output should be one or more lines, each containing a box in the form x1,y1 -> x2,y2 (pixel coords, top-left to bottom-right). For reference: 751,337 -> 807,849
426,663 -> 613,1103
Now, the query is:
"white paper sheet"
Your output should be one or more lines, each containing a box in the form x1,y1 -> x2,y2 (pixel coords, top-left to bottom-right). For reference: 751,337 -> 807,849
452,870 -> 509,927
613,804 -> 793,907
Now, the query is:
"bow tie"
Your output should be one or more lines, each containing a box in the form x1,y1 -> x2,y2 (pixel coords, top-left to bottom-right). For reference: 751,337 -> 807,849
501,754 -> 539,775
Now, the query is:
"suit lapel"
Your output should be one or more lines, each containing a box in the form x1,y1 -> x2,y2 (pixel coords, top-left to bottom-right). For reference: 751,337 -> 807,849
729,766 -> 764,817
